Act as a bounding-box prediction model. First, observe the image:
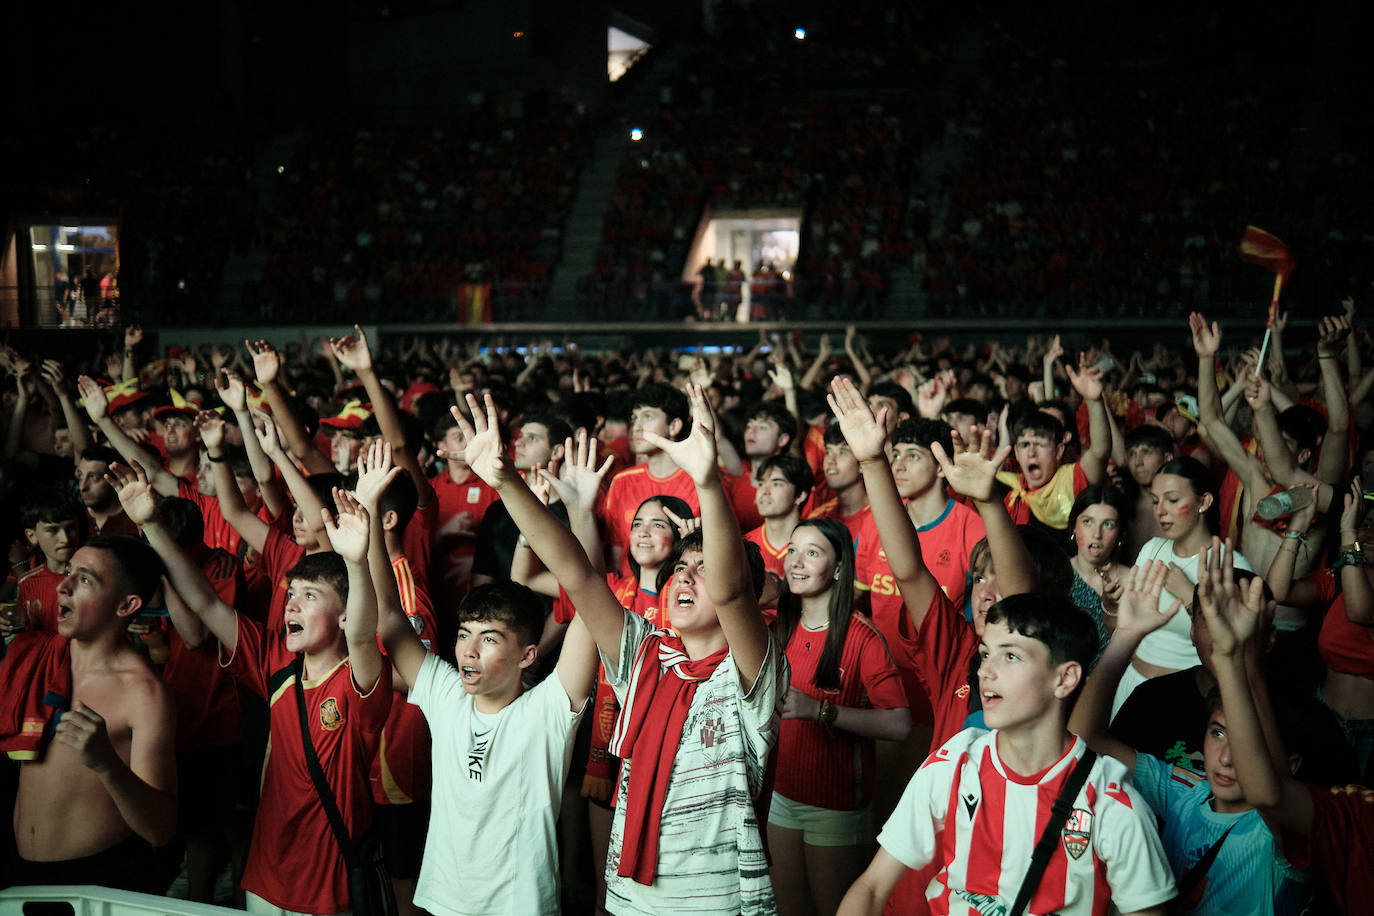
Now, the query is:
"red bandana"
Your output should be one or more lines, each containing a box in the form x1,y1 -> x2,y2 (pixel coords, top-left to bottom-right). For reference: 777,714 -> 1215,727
608,632 -> 728,885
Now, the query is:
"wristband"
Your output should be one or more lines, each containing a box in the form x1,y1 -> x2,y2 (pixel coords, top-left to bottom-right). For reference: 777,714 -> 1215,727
1283,530 -> 1307,545
206,452 -> 227,463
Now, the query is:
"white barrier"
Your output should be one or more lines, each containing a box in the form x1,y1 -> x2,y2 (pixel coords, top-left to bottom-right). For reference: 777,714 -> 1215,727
0,887 -> 240,916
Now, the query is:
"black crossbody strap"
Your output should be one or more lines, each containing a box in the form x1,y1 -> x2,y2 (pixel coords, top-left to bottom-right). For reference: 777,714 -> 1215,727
293,658 -> 359,869
1009,747 -> 1097,916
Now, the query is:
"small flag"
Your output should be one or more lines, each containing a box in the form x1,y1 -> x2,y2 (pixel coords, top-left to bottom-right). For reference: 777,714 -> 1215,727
1240,226 -> 1294,327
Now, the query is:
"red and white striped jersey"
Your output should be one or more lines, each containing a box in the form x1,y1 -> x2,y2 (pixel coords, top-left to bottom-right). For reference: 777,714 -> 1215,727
879,728 -> 1176,916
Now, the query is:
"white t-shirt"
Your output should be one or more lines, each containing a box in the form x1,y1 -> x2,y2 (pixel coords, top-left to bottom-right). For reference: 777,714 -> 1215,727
879,727 -> 1176,916
409,653 -> 584,916
603,611 -> 788,916
1131,537 -> 1252,670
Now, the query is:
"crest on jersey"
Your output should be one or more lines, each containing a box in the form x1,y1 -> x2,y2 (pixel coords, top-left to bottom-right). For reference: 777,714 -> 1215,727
319,697 -> 344,731
1061,808 -> 1092,860
466,486 -> 482,504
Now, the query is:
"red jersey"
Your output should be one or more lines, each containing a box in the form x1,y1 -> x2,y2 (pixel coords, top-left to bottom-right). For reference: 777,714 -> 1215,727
224,613 -> 392,914
600,464 -> 700,575
1310,569 -> 1374,678
162,546 -> 243,752
728,461 -> 766,534
774,614 -> 906,810
176,478 -> 272,569
743,525 -> 790,578
1280,783 -> 1374,916
400,499 -> 438,587
801,424 -> 834,515
430,471 -> 499,605
17,566 -> 64,634
89,510 -> 139,537
892,589 -> 980,747
372,556 -> 436,805
261,523 -> 309,671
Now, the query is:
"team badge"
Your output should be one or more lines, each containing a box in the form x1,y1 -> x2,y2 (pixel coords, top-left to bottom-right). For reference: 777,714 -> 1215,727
319,697 -> 344,731
466,486 -> 481,504
1061,808 -> 1092,860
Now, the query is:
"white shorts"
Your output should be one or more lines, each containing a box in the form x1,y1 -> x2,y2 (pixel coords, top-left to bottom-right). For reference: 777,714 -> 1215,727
768,792 -> 873,846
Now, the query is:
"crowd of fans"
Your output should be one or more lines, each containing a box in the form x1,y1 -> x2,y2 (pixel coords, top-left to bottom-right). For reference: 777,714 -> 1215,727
1,296 -> 1372,913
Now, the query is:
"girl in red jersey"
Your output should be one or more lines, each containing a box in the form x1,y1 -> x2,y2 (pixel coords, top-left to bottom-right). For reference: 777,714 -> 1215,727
769,517 -> 911,916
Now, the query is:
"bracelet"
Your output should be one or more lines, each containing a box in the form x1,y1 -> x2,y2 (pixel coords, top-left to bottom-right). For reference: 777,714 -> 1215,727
1283,530 -> 1308,545
1333,550 -> 1363,569
1318,354 -> 1338,360
206,452 -> 227,463
817,699 -> 838,726
516,534 -> 529,548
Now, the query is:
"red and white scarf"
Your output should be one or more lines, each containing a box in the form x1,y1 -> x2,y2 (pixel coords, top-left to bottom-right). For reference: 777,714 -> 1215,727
608,631 -> 728,885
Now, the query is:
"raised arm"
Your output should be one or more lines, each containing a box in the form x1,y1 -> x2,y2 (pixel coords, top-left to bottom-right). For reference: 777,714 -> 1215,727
1068,561 -> 1182,772
110,462 -> 240,654
1337,479 -> 1373,625
454,394 -> 628,669
75,375 -> 179,496
932,426 -> 1037,598
844,326 -> 873,392
196,409 -> 271,554
39,360 -> 94,459
254,413 -> 328,544
798,333 -> 832,391
643,383 -> 771,689
828,377 -> 939,624
1314,315 -> 1352,487
1066,353 -> 1110,484
1190,313 -> 1266,487
216,370 -> 287,517
1041,334 -> 1063,402
160,576 -> 209,650
320,490 -> 385,691
330,325 -> 436,509
350,444 -> 426,690
1262,485 -> 1323,606
121,325 -> 142,384
247,339 -> 334,475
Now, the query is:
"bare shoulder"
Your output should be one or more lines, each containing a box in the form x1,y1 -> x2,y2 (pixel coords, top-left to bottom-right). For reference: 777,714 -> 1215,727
112,651 -> 175,720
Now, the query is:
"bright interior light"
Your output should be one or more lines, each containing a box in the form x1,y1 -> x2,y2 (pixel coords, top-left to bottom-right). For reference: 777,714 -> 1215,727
56,243 -> 76,252
794,27 -> 806,40
32,244 -> 48,252
630,128 -> 643,141
61,226 -> 79,233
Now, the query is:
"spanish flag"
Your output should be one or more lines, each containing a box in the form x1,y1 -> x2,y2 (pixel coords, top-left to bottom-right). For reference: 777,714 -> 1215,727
1240,226 -> 1294,326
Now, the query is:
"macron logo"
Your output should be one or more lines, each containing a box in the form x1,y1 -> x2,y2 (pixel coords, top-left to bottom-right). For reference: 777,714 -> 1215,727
962,791 -> 979,819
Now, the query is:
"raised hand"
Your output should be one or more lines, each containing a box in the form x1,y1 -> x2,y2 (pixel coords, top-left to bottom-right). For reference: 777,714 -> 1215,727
817,333 -> 832,359
104,354 -> 123,380
662,506 -> 701,538
245,339 -> 281,385
767,356 -> 794,393
330,324 -> 374,373
1065,353 -> 1103,401
123,325 -> 143,349
1189,312 -> 1221,359
209,345 -> 231,371
827,376 -> 888,462
252,412 -> 281,458
39,360 -> 70,396
76,375 -> 109,422
195,410 -> 225,451
1288,482 -> 1322,534
930,425 -> 1010,502
1114,561 -> 1184,636
642,383 -> 718,486
1340,476 -> 1365,535
1043,334 -> 1064,367
106,461 -> 159,526
451,393 -> 511,488
354,439 -> 404,514
1196,537 -> 1263,659
216,369 -> 248,413
1243,371 -> 1271,411
323,488 -> 370,563
1317,314 -> 1352,357
539,430 -> 614,514
915,373 -> 948,419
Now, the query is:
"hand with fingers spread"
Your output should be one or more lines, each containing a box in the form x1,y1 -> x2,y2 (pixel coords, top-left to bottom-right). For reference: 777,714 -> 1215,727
642,383 -> 719,486
39,359 -> 70,396
528,462 -> 553,506
124,325 -> 144,350
1317,314 -> 1352,357
827,376 -> 888,462
104,353 -> 123,381
353,440 -> 404,515
76,375 -> 109,422
915,373 -> 948,419
767,356 -> 794,393
662,506 -> 701,538
930,426 -> 1010,502
195,410 -> 225,452
209,345 -> 231,371
539,431 -> 614,515
1196,538 -> 1265,659
246,339 -> 281,385
1114,561 -> 1185,636
323,489 -> 371,563
330,324 -> 374,373
1189,312 -> 1221,358
1065,353 -> 1103,401
452,393 -> 513,488
107,461 -> 160,526
53,703 -> 120,773
216,369 -> 248,413
1043,334 -> 1063,367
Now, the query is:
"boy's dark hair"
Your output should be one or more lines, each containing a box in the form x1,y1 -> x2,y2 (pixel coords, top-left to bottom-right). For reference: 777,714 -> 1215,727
969,526 -> 1074,599
943,398 -> 984,421
795,388 -> 828,424
458,581 -> 545,649
21,489 -> 83,531
304,472 -> 346,510
224,445 -> 254,480
85,534 -> 165,604
823,424 -> 848,447
966,372 -> 995,396
554,392 -> 607,438
867,382 -> 914,420
756,454 -> 814,505
1277,406 -> 1325,458
78,445 -> 122,467
986,592 -> 1099,673
431,410 -> 461,441
1010,408 -> 1066,448
1005,364 -> 1032,384
891,417 -> 953,457
630,383 -> 689,438
1123,424 -> 1176,455
378,470 -> 419,535
518,412 -> 574,452
747,400 -> 798,454
656,530 -> 767,600
286,552 -> 349,605
157,496 -> 205,549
